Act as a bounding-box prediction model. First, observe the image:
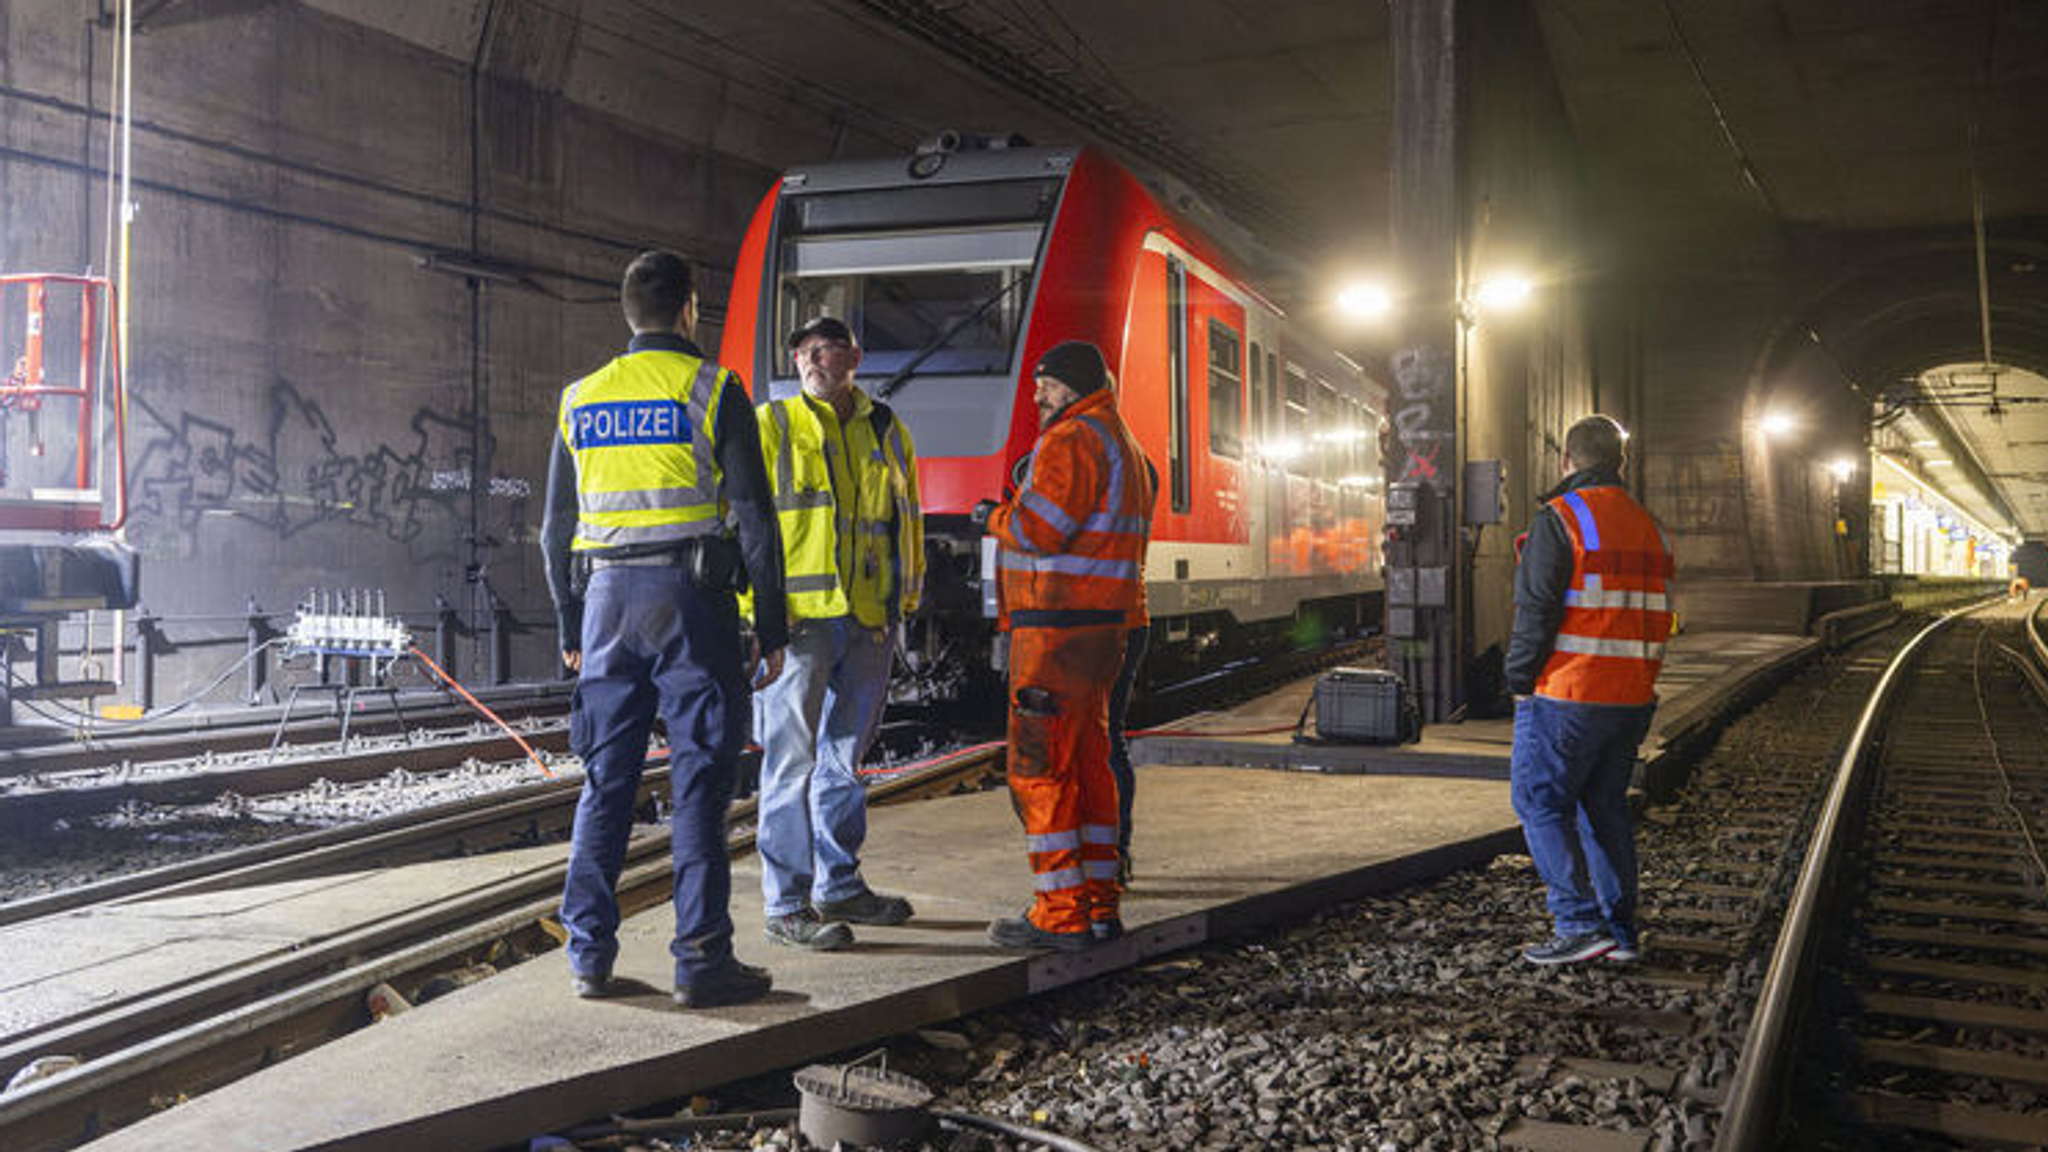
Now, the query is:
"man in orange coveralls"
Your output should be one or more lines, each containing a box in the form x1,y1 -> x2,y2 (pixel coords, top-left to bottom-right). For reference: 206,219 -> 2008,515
977,340 -> 1156,951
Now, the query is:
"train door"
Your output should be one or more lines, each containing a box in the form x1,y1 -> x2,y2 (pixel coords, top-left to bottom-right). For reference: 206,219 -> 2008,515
1245,331 -> 1275,580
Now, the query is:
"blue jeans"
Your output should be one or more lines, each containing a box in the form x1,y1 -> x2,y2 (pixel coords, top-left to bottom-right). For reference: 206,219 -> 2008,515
1508,694 -> 1654,947
755,616 -> 892,917
562,565 -> 745,985
1108,624 -> 1150,856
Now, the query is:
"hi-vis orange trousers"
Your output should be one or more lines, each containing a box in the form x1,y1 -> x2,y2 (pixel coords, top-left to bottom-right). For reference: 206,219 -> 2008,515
1006,623 -> 1124,935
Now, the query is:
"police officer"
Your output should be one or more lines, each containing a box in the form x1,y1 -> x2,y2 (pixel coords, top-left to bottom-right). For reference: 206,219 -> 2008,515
541,250 -> 788,1007
751,315 -> 924,950
1505,414 -> 1672,966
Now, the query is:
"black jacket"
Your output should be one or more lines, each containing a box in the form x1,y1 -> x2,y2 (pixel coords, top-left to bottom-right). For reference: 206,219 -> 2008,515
540,332 -> 788,654
1503,466 -> 1625,695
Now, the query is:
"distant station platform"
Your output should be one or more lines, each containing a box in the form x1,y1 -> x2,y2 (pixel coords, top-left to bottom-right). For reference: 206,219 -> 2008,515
56,769 -> 1520,1152
1132,631 -> 1816,786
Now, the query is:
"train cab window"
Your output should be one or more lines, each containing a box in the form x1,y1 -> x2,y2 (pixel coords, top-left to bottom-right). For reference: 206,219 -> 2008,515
1206,320 -> 1243,459
1167,257 -> 1191,513
772,180 -> 1058,384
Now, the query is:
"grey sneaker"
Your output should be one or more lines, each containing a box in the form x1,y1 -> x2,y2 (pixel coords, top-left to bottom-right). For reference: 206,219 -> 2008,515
765,908 -> 854,951
1522,932 -> 1617,965
1604,942 -> 1642,964
815,888 -> 914,926
570,969 -> 612,999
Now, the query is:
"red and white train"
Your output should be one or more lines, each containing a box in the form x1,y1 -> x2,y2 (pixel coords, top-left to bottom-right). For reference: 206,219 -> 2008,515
720,138 -> 1384,693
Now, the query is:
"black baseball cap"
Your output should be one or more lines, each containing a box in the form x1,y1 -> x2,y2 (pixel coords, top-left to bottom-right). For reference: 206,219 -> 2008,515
786,315 -> 856,349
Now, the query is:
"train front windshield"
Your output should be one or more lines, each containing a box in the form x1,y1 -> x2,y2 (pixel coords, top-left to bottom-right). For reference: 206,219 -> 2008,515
770,178 -> 1060,387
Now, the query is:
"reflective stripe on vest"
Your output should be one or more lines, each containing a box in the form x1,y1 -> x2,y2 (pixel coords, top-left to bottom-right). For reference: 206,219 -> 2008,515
755,392 -> 923,627
560,354 -> 725,550
1534,485 -> 1674,706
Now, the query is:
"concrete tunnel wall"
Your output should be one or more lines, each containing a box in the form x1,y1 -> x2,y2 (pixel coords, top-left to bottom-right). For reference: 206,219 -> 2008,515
1455,0 -> 1634,673
0,1 -> 902,703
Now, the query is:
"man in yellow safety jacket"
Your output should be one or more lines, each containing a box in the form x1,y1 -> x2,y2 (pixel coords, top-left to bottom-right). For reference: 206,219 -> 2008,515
749,315 -> 925,950
1504,414 -> 1673,967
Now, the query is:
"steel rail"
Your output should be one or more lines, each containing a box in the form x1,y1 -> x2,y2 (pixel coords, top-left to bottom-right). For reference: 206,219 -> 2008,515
0,741 -> 1004,1152
0,685 -> 572,782
1714,597 -> 2004,1152
0,760 -> 664,929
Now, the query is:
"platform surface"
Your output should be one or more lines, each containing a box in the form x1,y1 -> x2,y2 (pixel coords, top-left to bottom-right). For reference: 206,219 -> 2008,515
73,767 -> 1520,1152
0,845 -> 568,1040
1131,631 -> 1816,777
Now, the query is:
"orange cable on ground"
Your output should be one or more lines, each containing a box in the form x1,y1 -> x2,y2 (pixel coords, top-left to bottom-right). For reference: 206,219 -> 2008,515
407,646 -> 554,778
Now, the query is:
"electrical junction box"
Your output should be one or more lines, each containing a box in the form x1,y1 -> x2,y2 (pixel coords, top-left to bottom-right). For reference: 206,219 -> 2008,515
1464,459 -> 1505,525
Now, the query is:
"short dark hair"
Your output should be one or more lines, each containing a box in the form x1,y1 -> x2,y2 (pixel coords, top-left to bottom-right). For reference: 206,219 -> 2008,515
621,250 -> 694,332
1564,415 -> 1628,472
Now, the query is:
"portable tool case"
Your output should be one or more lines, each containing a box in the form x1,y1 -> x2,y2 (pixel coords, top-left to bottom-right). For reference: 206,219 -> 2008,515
1296,667 -> 1420,745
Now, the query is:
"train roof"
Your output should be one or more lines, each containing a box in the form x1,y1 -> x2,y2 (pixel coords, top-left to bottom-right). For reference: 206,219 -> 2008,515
778,142 -> 1080,195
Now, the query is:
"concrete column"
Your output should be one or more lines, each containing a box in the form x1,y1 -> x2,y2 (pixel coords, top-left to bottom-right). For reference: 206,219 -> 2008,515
1385,0 -> 1465,722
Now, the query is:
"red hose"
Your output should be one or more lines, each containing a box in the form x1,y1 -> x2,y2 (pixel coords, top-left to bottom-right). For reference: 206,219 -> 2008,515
408,646 -> 555,778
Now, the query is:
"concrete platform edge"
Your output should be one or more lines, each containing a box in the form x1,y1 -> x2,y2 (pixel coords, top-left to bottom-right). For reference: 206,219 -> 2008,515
287,824 -> 1524,1152
1636,638 -> 1819,802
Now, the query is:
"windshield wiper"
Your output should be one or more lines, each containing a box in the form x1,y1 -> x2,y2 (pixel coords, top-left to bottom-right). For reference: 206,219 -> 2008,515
874,274 -> 1032,400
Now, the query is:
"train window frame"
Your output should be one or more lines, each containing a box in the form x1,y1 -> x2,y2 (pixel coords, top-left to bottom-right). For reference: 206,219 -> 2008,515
1206,318 -> 1243,460
1167,256 -> 1191,513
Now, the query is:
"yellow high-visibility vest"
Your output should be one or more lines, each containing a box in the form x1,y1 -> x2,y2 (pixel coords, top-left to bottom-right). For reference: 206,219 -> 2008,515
558,350 -> 728,551
751,387 -> 923,627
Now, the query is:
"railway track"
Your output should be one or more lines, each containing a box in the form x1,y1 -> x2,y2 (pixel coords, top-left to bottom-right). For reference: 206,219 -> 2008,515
637,602 -> 2031,1152
1721,595 -> 2048,1150
0,738 -> 1007,1152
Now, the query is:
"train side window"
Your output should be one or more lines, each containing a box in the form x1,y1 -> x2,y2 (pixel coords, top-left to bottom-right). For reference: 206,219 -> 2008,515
1207,319 -> 1243,459
1315,380 -> 1338,480
1283,365 -> 1309,471
1248,341 -> 1264,444
1166,257 -> 1191,513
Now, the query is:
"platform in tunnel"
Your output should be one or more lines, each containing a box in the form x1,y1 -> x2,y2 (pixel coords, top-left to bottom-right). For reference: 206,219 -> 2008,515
70,767 -> 1519,1152
1130,631 -> 1818,782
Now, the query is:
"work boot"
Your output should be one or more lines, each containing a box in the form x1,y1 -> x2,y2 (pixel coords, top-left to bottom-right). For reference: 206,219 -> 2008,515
765,908 -> 854,951
673,960 -> 772,1008
1089,917 -> 1124,943
988,909 -> 1092,952
815,888 -> 914,926
569,968 -> 612,999
1521,932 -> 1617,966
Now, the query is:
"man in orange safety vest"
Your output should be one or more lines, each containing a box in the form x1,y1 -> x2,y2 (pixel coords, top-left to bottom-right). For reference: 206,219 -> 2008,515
978,340 -> 1156,951
1504,414 -> 1673,967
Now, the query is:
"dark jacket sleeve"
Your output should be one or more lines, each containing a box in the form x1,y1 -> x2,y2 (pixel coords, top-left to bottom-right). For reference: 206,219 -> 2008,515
540,435 -> 582,651
1505,505 -> 1573,695
714,374 -> 789,653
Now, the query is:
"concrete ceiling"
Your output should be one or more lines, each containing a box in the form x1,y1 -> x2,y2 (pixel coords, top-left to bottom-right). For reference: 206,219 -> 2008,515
199,0 -> 2048,535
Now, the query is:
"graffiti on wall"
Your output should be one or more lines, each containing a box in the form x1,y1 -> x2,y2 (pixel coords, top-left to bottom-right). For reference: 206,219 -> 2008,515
1390,345 -> 1453,485
128,379 -> 526,558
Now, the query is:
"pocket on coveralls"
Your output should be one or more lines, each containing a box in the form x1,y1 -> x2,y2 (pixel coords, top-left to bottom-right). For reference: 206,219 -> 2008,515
1010,685 -> 1058,778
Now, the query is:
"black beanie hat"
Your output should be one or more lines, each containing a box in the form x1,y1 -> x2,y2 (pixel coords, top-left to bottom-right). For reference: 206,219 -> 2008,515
1034,340 -> 1107,396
